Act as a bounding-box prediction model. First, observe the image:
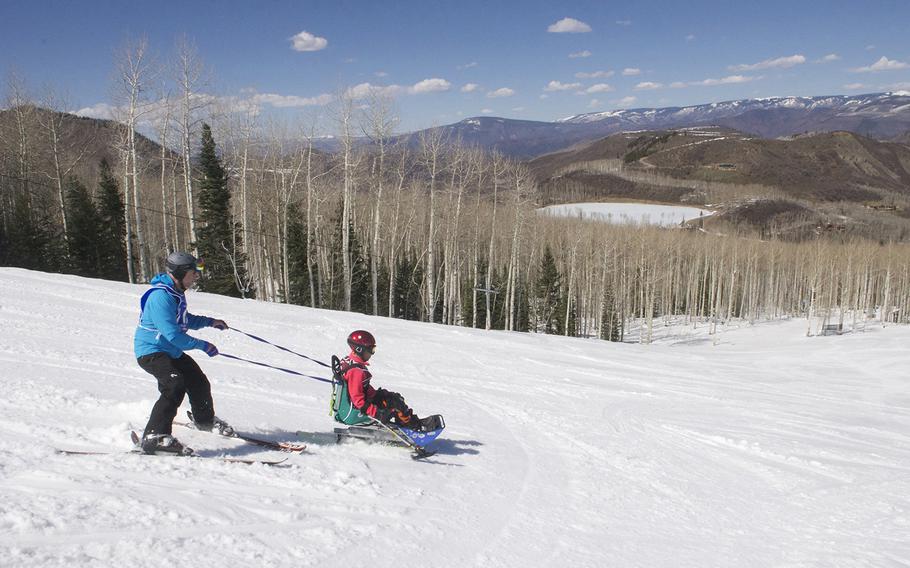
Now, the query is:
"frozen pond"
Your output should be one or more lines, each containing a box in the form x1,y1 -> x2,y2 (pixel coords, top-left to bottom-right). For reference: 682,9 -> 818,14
539,202 -> 713,226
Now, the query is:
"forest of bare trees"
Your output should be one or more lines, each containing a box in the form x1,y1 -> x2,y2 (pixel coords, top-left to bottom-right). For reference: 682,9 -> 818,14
3,37 -> 910,343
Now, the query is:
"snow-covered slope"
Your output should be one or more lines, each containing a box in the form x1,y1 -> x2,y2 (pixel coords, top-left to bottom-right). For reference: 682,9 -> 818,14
1,268 -> 908,567
559,92 -> 910,125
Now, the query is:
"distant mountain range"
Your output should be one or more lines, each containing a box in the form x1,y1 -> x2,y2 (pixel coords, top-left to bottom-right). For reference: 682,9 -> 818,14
407,92 -> 910,158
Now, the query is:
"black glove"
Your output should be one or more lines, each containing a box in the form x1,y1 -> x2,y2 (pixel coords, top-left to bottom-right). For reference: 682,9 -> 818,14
374,407 -> 393,423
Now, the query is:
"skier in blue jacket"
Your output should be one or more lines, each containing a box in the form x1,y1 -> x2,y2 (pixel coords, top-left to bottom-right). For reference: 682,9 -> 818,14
134,251 -> 232,455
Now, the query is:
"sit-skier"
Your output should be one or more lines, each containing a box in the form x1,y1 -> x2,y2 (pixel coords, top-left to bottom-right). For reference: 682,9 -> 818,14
134,251 -> 233,455
334,330 -> 426,431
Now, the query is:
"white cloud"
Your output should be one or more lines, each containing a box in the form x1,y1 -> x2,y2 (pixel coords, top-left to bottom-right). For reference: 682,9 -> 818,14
487,87 -> 515,98
512,106 -> 525,112
575,70 -> 614,79
545,80 -> 582,92
461,83 -> 479,93
843,83 -> 869,90
346,82 -> 402,99
670,81 -> 687,89
634,81 -> 663,90
251,93 -> 333,107
691,74 -> 759,86
616,96 -> 637,107
547,17 -> 592,33
616,20 -> 632,26
622,68 -> 641,76
853,56 -> 910,73
729,54 -> 805,72
569,50 -> 592,58
866,44 -> 876,51
375,71 -> 389,77
346,78 -> 451,99
584,83 -> 614,94
539,94 -> 549,99
457,61 -> 478,70
817,53 -> 840,63
588,98 -> 600,108
290,30 -> 328,52
685,34 -> 696,42
410,78 -> 451,94
74,102 -> 117,120
481,108 -> 494,114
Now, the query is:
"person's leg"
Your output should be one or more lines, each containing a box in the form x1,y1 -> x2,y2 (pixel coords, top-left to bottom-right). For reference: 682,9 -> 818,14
376,390 -> 418,427
173,354 -> 215,427
138,353 -> 187,436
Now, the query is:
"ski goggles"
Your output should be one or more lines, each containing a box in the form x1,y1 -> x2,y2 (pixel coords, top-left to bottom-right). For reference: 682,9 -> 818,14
175,258 -> 205,273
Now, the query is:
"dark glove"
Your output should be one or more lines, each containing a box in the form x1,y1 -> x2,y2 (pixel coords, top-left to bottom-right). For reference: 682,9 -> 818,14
211,319 -> 228,330
374,407 -> 393,423
201,341 -> 219,357
387,391 -> 405,408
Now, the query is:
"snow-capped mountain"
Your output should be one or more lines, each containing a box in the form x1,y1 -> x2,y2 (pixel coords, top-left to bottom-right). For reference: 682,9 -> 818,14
412,92 -> 910,158
560,92 -> 910,127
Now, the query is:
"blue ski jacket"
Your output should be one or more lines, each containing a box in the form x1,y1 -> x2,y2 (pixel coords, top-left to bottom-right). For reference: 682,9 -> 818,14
134,273 -> 214,359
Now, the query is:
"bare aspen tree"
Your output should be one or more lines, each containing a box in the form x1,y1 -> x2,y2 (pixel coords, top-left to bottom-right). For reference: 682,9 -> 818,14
419,126 -> 446,322
5,72 -> 35,233
334,88 -> 359,311
387,144 -> 413,317
114,36 -> 155,281
485,151 -> 506,329
153,89 -> 174,252
37,89 -> 93,245
174,36 -> 210,252
112,122 -> 135,282
362,93 -> 398,315
470,151 -> 488,328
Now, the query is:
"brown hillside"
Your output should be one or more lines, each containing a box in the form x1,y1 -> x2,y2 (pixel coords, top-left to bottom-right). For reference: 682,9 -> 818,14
531,128 -> 910,205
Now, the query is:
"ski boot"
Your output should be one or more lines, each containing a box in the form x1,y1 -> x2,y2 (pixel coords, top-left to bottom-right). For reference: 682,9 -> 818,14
396,411 -> 423,432
141,434 -> 194,456
193,415 -> 235,437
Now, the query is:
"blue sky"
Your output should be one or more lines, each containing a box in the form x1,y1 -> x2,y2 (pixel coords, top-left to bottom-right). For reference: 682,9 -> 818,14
2,0 -> 909,132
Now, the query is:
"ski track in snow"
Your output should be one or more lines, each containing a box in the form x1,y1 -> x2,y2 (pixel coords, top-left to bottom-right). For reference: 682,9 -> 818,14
1,268 -> 909,567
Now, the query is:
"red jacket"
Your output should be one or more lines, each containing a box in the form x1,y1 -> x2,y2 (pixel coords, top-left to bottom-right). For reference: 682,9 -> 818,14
340,352 -> 379,417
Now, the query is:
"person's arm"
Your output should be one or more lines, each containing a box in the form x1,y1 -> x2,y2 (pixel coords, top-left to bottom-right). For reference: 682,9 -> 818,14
346,368 -> 377,417
186,312 -> 214,330
145,292 -> 207,352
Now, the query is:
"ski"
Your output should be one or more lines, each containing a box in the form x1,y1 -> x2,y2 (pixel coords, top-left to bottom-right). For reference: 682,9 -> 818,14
302,414 -> 445,460
180,411 -> 306,453
55,447 -> 288,466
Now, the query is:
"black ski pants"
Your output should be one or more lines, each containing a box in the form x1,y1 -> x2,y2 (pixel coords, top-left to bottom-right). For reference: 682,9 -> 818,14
138,352 -> 214,436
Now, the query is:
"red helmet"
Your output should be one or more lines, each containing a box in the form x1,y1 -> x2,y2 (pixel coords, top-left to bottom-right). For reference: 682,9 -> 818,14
347,330 -> 376,356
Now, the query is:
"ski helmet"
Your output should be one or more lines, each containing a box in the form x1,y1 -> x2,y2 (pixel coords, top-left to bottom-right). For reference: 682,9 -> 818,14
165,251 -> 202,280
347,330 -> 376,356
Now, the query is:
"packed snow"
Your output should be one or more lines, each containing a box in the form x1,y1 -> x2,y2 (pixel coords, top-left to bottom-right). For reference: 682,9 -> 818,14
0,267 -> 908,567
539,202 -> 713,227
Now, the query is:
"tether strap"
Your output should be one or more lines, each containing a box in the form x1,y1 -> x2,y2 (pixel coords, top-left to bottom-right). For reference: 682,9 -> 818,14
219,353 -> 332,384
230,327 -> 331,368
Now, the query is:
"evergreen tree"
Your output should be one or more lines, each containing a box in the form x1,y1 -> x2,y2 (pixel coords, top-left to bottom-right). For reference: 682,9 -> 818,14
533,245 -> 562,334
64,176 -> 103,276
3,193 -> 63,271
95,159 -> 128,281
195,123 -> 251,297
514,275 -> 530,332
600,288 -> 623,342
327,203 -> 370,312
285,202 -> 315,305
557,286 -> 577,336
393,253 -> 424,320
